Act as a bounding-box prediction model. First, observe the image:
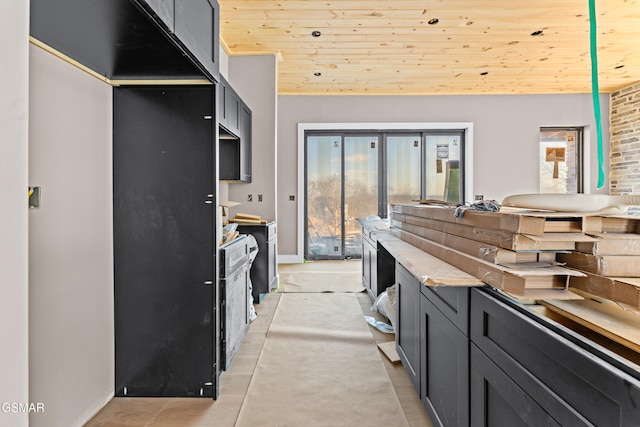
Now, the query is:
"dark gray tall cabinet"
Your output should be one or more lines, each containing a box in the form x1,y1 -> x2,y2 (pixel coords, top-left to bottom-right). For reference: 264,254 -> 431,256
113,86 -> 220,397
30,0 -> 225,399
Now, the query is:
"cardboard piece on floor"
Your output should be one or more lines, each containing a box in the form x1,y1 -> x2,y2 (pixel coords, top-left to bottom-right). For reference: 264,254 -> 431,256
377,341 -> 401,364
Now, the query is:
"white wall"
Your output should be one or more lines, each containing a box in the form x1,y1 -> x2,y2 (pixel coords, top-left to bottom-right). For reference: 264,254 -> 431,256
28,45 -> 114,427
0,1 -> 29,426
277,94 -> 610,258
227,55 -> 278,222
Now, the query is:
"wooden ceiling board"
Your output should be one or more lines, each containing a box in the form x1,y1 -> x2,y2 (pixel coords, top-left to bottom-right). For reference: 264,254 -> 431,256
219,0 -> 640,95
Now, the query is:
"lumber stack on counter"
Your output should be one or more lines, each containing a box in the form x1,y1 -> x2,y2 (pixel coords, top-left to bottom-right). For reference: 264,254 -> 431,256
390,203 -> 595,300
390,203 -> 640,355
556,215 -> 640,309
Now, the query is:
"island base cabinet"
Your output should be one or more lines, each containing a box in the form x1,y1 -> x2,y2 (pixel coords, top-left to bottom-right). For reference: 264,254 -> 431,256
362,233 -> 375,299
420,295 -> 469,427
395,264 -> 421,394
470,288 -> 640,427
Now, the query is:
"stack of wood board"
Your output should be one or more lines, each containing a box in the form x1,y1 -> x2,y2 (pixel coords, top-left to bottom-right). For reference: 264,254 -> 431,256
390,203 -> 594,299
541,289 -> 640,354
229,212 -> 268,225
557,215 -> 640,309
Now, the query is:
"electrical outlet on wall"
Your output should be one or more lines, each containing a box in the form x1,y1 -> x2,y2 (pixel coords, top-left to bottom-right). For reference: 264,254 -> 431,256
258,194 -> 263,202
474,194 -> 484,201
247,194 -> 253,202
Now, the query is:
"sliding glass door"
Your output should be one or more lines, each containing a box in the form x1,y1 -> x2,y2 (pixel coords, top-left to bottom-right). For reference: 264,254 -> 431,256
305,130 -> 465,260
305,134 -> 378,260
386,135 -> 421,206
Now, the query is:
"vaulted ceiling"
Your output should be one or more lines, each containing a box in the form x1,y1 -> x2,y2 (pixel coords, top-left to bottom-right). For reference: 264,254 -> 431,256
218,0 -> 640,95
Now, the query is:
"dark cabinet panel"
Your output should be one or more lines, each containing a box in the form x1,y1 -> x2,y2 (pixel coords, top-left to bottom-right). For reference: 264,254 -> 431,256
236,222 -> 278,303
31,0 -> 204,80
471,288 -> 640,426
420,293 -> 469,427
113,86 -> 219,398
396,263 -> 421,394
174,0 -> 220,82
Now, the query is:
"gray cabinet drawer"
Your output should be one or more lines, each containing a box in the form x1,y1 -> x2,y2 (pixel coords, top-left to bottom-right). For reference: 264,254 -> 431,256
219,235 -> 248,277
470,288 -> 640,427
421,285 -> 470,336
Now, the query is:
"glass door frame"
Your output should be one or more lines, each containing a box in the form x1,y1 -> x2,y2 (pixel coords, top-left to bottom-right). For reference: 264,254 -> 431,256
304,129 -> 467,261
294,122 -> 474,265
304,131 -> 382,260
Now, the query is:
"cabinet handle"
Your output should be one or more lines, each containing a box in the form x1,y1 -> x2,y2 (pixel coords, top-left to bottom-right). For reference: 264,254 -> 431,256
204,281 -> 213,285
205,200 -> 213,204
204,115 -> 213,120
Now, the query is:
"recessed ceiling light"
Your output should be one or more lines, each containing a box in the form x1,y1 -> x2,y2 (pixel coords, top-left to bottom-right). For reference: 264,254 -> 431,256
311,30 -> 322,37
428,18 -> 439,25
314,72 -> 322,76
530,30 -> 544,36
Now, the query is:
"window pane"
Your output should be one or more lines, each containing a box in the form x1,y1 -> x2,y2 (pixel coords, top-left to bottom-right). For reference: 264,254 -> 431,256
425,134 -> 462,202
387,136 -> 421,206
539,129 -> 580,194
344,136 -> 378,256
306,136 -> 342,257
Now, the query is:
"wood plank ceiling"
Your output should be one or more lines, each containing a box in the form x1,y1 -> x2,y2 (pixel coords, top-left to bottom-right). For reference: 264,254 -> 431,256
218,0 -> 640,95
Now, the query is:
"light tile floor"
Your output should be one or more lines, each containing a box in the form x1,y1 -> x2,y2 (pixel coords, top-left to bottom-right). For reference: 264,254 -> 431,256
85,264 -> 433,426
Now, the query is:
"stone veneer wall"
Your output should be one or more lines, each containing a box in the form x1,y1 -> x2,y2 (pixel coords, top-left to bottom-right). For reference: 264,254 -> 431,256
610,81 -> 640,197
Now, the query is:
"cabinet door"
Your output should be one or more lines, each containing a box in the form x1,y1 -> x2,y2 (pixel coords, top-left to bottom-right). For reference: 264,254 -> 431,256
225,89 -> 240,136
239,103 -> 252,182
221,261 -> 250,370
470,345 -> 564,427
420,295 -> 469,427
174,0 -> 220,81
113,86 -> 218,398
396,264 -> 421,394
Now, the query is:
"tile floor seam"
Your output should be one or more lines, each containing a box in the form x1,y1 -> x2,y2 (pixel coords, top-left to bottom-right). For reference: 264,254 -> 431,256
232,292 -> 282,427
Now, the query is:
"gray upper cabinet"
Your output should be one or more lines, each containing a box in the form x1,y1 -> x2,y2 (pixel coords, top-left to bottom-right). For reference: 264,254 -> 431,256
136,0 -> 221,82
30,0 -> 206,80
174,0 -> 220,82
31,0 -> 220,82
218,77 -> 240,137
219,77 -> 252,183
